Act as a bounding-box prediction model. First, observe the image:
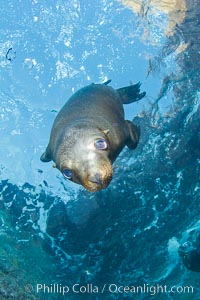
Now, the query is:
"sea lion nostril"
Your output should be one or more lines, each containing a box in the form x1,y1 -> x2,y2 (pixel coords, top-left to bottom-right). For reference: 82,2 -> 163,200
89,173 -> 102,185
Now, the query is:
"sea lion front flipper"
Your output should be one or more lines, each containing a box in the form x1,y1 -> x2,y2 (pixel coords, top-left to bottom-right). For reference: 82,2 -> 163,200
103,79 -> 111,85
117,82 -> 146,104
40,144 -> 52,162
125,120 -> 141,149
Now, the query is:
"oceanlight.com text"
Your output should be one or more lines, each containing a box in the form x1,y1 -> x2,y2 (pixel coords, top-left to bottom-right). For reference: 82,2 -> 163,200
34,283 -> 194,296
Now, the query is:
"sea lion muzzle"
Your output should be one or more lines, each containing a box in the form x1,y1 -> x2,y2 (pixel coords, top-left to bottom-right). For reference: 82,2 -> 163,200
80,158 -> 113,192
89,173 -> 103,185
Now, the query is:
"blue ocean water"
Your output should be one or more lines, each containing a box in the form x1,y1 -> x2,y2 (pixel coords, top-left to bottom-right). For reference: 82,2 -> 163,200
0,0 -> 199,299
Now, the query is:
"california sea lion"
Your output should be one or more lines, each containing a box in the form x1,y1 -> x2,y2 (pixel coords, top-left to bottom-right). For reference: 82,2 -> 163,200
41,80 -> 145,192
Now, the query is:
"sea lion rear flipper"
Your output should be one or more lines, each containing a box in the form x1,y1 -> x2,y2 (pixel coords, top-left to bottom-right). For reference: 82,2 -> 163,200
117,82 -> 146,104
125,120 -> 140,149
40,144 -> 52,162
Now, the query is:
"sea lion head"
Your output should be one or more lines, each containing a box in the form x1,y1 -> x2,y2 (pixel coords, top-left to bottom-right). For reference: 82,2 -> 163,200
54,123 -> 113,192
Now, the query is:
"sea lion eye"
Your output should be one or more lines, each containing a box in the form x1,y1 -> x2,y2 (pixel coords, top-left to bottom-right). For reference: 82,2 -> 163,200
62,169 -> 72,179
95,139 -> 107,150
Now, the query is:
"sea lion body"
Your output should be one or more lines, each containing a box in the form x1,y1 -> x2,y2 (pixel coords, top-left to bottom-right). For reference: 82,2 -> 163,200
41,81 -> 145,192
